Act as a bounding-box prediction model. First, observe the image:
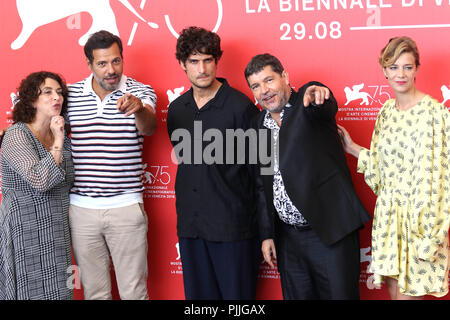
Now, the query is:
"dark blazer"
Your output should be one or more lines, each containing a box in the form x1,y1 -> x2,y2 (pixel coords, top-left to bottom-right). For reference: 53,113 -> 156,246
256,81 -> 371,246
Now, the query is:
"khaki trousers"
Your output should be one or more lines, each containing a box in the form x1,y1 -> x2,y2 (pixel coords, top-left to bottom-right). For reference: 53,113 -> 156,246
69,203 -> 149,300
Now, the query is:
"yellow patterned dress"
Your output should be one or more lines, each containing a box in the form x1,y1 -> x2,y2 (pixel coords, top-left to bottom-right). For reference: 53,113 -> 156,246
358,95 -> 450,297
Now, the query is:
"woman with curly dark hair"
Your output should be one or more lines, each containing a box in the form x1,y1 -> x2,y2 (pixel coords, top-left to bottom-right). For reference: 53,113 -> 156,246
0,71 -> 74,300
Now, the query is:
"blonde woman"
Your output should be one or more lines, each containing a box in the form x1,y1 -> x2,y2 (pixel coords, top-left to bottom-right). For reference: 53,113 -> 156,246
339,37 -> 450,300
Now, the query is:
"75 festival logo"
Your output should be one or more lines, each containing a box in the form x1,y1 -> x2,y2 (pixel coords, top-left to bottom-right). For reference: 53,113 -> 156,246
142,164 -> 171,185
344,83 -> 450,107
343,83 -> 391,106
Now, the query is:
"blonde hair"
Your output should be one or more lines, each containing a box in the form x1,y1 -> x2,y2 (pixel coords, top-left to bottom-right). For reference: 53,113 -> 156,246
379,36 -> 420,68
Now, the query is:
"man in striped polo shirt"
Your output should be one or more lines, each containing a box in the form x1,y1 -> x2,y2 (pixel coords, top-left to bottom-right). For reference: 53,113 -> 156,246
67,30 -> 156,300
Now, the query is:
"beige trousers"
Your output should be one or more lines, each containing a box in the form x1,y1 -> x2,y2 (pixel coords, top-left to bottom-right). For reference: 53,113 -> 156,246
69,203 -> 149,300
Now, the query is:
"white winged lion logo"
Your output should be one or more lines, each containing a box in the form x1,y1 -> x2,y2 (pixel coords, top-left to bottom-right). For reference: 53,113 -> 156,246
11,0 -> 158,50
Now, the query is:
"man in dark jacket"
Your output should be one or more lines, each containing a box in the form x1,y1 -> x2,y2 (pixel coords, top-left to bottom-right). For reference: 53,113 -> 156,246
245,53 -> 371,299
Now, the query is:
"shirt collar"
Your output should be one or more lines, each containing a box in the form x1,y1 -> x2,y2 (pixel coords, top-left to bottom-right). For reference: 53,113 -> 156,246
185,77 -> 229,110
82,74 -> 128,96
262,101 -> 292,129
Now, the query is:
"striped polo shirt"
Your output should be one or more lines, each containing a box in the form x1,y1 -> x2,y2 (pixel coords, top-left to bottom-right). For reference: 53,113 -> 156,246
67,74 -> 156,209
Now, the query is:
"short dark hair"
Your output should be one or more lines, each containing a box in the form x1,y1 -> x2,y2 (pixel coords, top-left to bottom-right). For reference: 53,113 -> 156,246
84,30 -> 123,64
12,71 -> 69,124
175,26 -> 223,64
244,53 -> 285,83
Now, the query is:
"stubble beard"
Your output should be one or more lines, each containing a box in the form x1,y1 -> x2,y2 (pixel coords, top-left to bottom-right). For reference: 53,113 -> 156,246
94,72 -> 122,92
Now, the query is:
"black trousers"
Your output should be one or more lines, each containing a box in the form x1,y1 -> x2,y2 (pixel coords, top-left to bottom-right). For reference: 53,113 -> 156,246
179,237 -> 260,300
275,219 -> 360,300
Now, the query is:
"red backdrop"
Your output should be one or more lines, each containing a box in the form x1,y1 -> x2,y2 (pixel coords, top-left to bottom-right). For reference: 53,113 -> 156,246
1,0 -> 449,300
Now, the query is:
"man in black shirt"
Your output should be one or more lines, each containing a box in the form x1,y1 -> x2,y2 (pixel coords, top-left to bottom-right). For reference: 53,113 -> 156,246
167,26 -> 266,299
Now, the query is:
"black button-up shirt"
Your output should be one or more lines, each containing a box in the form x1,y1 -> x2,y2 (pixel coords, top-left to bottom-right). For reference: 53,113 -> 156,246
167,78 -> 265,241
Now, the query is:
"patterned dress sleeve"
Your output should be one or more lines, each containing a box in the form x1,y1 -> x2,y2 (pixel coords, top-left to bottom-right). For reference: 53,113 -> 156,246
1,126 -> 65,192
356,103 -> 389,196
411,102 -> 450,262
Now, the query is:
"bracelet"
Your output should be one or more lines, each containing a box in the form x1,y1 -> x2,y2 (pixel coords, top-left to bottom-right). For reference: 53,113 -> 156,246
49,145 -> 62,151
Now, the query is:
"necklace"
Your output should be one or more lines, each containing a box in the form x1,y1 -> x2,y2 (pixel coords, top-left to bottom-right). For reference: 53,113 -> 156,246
26,123 -> 54,150
395,100 -> 415,111
394,91 -> 424,111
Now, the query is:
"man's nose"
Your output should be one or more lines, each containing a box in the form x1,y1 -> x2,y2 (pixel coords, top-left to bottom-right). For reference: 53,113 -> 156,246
106,63 -> 115,74
261,82 -> 269,93
198,61 -> 206,73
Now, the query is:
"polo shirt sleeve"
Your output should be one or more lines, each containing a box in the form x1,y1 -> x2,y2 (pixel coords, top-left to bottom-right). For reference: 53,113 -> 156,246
138,83 -> 157,110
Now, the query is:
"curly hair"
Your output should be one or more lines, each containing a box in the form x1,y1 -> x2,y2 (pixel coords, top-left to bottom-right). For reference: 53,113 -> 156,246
175,26 -> 223,64
12,71 -> 69,124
